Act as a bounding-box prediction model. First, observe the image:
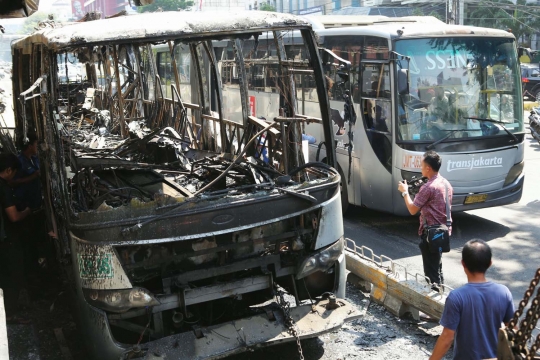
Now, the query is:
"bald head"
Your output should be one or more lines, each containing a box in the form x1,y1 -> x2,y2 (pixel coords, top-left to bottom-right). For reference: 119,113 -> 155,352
462,239 -> 492,274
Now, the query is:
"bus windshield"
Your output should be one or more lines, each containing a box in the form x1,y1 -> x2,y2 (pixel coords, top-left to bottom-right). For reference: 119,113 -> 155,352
395,37 -> 523,142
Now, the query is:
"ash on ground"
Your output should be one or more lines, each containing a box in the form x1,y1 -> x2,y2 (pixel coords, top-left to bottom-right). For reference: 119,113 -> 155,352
8,281 -> 452,359
229,282 -> 452,360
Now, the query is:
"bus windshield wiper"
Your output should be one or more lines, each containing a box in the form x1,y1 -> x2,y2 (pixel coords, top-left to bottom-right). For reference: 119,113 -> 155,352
425,129 -> 469,150
462,117 -> 518,142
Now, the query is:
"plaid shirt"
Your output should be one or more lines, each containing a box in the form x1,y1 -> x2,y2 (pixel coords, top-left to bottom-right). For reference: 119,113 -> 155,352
413,174 -> 453,236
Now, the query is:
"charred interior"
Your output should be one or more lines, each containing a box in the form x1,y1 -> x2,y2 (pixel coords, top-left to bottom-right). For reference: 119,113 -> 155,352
11,12 -> 343,349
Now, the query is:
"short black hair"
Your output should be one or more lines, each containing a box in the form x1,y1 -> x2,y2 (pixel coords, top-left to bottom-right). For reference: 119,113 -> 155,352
462,239 -> 492,274
423,150 -> 442,172
0,153 -> 21,173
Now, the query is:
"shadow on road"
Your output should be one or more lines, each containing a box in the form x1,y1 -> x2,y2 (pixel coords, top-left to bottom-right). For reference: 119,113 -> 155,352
343,205 -> 511,259
226,337 -> 325,360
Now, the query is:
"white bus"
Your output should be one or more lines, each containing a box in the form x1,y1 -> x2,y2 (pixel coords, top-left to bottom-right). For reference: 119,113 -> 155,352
303,15 -> 525,214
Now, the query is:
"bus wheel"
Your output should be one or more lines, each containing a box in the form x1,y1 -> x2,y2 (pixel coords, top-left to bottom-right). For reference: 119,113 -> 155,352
321,158 -> 349,214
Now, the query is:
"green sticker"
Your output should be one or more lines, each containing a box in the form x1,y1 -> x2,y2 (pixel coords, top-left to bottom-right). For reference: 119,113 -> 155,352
78,254 -> 114,279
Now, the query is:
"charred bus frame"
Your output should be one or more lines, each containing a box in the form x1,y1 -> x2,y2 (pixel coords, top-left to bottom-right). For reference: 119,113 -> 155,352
10,11 -> 359,360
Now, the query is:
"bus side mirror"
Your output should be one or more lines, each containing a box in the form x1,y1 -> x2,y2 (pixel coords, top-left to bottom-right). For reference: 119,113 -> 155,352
398,69 -> 409,95
518,47 -> 524,58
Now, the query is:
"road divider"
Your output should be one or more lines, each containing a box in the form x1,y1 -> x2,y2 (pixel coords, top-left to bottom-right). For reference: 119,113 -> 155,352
344,238 -> 451,321
0,289 -> 8,359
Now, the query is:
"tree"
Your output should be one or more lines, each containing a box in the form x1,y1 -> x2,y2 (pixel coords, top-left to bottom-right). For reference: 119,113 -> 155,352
18,11 -> 49,35
259,3 -> 276,11
411,5 -> 445,22
466,0 -> 540,47
138,0 -> 194,12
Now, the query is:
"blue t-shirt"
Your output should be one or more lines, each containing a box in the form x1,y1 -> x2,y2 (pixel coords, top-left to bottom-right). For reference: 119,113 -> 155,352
440,282 -> 514,360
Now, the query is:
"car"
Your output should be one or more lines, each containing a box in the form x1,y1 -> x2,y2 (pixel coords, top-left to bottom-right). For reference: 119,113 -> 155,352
521,63 -> 540,101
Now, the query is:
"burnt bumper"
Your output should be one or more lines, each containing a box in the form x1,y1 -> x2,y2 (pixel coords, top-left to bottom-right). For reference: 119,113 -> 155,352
121,298 -> 362,360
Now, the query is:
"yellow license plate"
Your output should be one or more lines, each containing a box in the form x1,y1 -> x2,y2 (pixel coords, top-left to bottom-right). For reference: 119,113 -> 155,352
464,194 -> 488,204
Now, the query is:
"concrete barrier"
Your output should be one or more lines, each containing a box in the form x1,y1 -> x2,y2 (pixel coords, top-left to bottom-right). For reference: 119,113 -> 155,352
345,239 -> 451,320
0,289 -> 8,359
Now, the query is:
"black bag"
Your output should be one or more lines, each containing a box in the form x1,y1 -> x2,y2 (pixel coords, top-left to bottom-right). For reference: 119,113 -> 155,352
425,183 -> 451,253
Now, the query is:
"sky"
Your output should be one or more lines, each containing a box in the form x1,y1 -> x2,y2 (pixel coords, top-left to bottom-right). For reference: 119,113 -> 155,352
38,0 -> 58,12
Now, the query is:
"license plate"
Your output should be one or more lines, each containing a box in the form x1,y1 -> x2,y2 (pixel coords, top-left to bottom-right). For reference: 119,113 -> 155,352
464,194 -> 488,204
78,254 -> 113,279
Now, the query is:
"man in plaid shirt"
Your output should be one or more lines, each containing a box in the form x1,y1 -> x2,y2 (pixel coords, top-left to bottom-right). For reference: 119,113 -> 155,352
398,150 -> 453,290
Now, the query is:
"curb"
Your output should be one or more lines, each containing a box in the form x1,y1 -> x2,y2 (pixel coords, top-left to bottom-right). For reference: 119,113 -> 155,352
344,239 -> 448,321
0,289 -> 8,359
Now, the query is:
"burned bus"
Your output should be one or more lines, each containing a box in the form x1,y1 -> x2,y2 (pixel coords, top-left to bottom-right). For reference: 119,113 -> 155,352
10,11 -> 358,360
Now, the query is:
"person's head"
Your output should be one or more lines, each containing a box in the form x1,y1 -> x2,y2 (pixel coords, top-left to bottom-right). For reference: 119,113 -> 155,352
21,133 -> 38,156
461,239 -> 492,274
375,105 -> 383,117
0,153 -> 21,180
421,150 -> 441,178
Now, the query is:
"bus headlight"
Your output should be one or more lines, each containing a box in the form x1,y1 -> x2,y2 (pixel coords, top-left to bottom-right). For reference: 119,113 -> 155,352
296,238 -> 344,279
83,287 -> 159,313
504,161 -> 524,186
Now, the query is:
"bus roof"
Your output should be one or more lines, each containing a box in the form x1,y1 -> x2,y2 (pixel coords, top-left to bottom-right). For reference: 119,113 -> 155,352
12,11 -> 311,51
306,15 -> 444,29
305,15 -> 515,40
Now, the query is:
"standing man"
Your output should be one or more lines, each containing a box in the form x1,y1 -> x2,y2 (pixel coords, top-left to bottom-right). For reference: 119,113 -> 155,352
397,150 -> 453,289
0,153 -> 32,312
13,133 -> 41,211
12,134 -> 45,275
429,239 -> 514,359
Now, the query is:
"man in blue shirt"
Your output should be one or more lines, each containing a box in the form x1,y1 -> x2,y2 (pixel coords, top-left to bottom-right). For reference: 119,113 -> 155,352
430,239 -> 515,360
13,134 -> 41,210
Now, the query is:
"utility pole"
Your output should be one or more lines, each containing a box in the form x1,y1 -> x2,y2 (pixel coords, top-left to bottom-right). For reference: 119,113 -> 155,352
447,0 -> 455,24
447,0 -> 463,25
458,0 -> 464,25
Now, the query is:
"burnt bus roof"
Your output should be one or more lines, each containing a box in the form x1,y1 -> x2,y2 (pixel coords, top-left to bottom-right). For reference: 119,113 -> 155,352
12,11 -> 311,51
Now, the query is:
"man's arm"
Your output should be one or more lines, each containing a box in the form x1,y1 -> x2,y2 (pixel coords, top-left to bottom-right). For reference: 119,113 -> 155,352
4,205 -> 31,222
402,192 -> 420,215
398,180 -> 420,215
10,170 -> 40,186
429,327 -> 455,360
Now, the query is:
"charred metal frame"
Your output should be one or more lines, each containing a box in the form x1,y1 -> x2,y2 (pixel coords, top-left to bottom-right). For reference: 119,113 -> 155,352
8,12 -> 347,360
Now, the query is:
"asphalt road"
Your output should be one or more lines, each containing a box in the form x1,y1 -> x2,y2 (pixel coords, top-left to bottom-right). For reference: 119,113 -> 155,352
344,130 -> 540,306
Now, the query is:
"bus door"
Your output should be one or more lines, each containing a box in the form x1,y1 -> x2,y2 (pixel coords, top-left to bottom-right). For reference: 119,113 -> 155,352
358,37 -> 393,211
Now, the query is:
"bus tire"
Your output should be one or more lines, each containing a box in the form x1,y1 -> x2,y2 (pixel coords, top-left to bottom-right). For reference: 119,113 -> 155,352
534,87 -> 540,103
321,158 -> 349,214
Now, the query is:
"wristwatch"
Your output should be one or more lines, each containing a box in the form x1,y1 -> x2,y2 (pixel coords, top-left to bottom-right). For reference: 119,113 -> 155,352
401,192 -> 408,198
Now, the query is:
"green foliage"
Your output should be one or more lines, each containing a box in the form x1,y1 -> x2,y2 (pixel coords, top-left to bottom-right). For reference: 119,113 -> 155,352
411,5 -> 444,21
259,3 -> 276,11
466,0 -> 540,47
18,11 -> 49,35
138,0 -> 194,12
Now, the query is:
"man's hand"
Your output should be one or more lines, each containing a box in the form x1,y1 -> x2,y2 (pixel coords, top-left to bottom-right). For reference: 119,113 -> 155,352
399,180 -> 421,215
398,180 -> 408,193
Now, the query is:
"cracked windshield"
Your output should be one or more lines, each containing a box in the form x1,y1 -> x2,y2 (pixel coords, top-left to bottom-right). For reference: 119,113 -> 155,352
396,38 -> 523,142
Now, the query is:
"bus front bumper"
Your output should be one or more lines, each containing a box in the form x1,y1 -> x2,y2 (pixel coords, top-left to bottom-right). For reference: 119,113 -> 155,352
451,174 -> 524,212
121,297 -> 362,360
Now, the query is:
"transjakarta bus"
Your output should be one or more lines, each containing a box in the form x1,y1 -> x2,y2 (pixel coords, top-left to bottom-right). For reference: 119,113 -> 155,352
305,15 -> 525,214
